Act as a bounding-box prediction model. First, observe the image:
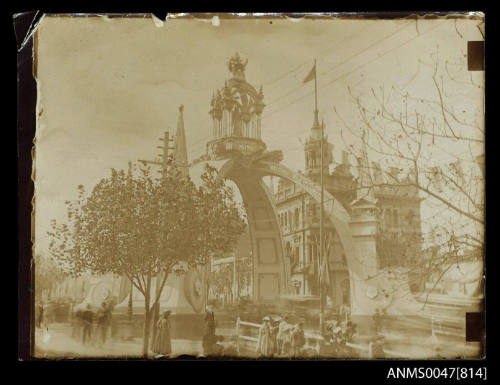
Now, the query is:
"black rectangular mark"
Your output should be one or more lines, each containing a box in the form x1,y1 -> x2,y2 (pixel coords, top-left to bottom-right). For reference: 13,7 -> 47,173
466,312 -> 484,342
468,41 -> 485,71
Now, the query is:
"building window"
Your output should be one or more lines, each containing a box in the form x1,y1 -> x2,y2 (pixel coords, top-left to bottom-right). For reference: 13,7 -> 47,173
384,209 -> 391,228
407,210 -> 415,228
393,209 -> 399,227
295,208 -> 300,229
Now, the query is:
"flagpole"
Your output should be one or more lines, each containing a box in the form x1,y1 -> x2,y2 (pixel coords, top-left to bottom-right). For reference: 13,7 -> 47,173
314,59 -> 318,114
317,58 -> 325,336
304,59 -> 324,335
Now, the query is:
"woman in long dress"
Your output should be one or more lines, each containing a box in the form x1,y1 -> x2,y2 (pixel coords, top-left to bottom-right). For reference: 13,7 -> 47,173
153,310 -> 172,356
256,316 -> 273,357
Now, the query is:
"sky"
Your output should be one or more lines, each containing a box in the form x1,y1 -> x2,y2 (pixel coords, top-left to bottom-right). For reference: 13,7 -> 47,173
33,14 -> 484,257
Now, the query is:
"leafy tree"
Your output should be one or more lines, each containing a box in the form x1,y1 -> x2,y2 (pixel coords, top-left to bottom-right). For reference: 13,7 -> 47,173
34,254 -> 67,301
48,162 -> 245,357
191,165 -> 247,303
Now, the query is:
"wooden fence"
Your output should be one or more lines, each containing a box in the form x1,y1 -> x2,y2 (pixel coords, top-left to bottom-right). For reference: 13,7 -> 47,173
233,317 -> 407,358
234,317 -> 323,356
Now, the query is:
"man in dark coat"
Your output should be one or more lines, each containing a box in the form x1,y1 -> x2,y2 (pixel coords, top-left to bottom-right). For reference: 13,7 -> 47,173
291,321 -> 306,358
204,307 -> 216,335
202,306 -> 217,355
96,302 -> 112,345
81,304 -> 94,345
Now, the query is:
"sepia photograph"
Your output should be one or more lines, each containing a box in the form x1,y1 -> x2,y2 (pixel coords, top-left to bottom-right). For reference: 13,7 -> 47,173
24,12 -> 484,360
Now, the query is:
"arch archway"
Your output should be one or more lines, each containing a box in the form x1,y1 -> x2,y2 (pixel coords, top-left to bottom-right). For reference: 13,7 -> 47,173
190,157 -> 362,308
190,155 -> 424,316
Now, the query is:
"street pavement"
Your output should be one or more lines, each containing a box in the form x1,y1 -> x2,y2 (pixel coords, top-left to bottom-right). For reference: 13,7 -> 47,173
34,322 -> 480,359
34,323 -> 203,359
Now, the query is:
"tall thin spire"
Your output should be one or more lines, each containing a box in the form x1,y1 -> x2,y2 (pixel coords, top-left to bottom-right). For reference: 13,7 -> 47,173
174,104 -> 189,177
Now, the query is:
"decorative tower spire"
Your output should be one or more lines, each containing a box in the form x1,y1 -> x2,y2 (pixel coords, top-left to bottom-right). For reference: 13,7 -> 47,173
174,104 -> 189,177
356,128 -> 376,202
227,52 -> 248,80
204,54 -> 267,161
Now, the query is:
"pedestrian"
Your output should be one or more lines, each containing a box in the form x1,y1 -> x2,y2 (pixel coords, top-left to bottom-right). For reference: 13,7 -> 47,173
96,302 -> 111,346
204,306 -> 216,336
269,317 -> 280,357
281,317 -> 294,356
81,304 -> 94,345
71,308 -> 83,340
202,306 -> 217,355
291,321 -> 306,358
256,316 -> 273,357
276,315 -> 288,356
153,310 -> 172,357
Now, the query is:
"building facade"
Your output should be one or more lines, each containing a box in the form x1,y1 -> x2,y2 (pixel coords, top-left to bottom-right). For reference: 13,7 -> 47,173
273,111 -> 423,311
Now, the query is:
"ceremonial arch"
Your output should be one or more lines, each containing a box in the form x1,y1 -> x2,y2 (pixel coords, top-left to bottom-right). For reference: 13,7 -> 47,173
187,53 -> 421,316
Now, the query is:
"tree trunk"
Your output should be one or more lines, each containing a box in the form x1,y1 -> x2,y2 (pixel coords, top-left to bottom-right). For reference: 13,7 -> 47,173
142,308 -> 151,358
142,288 -> 151,358
150,301 -> 160,350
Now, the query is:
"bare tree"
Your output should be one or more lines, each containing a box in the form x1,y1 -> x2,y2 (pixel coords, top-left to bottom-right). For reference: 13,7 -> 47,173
335,49 -> 484,293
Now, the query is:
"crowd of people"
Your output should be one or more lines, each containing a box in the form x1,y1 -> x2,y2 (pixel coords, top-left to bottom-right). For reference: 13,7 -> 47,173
253,314 -> 360,358
323,318 -> 357,357
71,301 -> 113,347
35,295 -> 391,359
255,315 -> 307,358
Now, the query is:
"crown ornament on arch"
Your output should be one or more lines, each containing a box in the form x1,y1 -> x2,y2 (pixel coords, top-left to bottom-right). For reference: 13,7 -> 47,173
227,52 -> 248,80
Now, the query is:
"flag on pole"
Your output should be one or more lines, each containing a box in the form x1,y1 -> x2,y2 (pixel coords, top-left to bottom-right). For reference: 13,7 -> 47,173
303,63 -> 316,83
